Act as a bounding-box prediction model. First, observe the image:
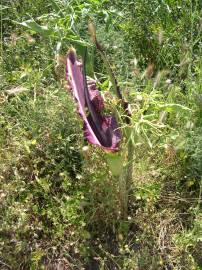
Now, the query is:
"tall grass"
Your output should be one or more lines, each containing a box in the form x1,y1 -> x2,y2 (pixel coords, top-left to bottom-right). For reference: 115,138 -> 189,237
0,0 -> 202,269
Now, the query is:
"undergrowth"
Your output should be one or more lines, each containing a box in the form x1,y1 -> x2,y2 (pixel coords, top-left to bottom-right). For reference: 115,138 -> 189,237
0,0 -> 202,269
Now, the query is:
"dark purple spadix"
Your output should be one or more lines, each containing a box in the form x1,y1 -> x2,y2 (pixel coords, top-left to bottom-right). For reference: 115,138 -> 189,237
66,48 -> 121,152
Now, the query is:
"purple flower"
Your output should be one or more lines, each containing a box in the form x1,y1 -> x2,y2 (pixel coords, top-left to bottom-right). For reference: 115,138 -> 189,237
66,48 -> 121,152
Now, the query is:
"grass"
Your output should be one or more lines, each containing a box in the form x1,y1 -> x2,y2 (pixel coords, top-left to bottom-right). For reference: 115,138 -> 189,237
1,0 -> 202,269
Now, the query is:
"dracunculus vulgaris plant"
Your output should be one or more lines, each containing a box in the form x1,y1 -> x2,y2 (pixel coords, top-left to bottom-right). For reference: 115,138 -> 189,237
66,26 -> 134,218
66,48 -> 121,151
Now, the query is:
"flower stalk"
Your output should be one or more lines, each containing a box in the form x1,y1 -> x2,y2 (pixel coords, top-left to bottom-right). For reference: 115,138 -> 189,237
66,27 -> 134,217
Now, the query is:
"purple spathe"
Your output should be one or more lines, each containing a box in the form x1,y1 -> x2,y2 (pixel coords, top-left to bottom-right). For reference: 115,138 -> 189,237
66,48 -> 121,152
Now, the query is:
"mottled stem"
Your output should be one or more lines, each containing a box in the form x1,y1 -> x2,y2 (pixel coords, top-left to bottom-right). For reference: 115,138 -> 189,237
88,21 -> 134,218
119,139 -> 134,219
88,21 -> 130,120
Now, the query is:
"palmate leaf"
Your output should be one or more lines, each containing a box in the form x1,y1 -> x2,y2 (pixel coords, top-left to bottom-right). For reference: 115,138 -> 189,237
16,18 -> 90,50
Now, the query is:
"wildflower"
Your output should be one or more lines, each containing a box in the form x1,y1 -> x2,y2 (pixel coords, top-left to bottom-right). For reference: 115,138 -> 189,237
66,48 -> 121,151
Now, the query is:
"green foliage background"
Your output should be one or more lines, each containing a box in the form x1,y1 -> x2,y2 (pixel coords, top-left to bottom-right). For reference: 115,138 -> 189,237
1,0 -> 202,269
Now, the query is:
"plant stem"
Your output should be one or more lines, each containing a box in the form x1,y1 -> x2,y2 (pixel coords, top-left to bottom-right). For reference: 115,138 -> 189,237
88,21 -> 134,218
119,139 -> 135,219
88,21 -> 131,120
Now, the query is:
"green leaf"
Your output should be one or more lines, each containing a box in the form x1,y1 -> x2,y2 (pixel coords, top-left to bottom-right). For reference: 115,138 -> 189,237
49,0 -> 64,16
0,5 -> 9,11
159,103 -> 192,111
16,19 -> 55,38
106,153 -> 123,176
37,178 -> 51,192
